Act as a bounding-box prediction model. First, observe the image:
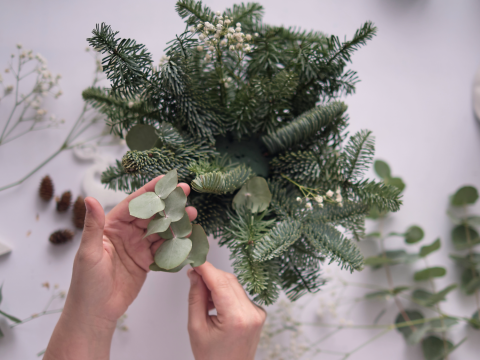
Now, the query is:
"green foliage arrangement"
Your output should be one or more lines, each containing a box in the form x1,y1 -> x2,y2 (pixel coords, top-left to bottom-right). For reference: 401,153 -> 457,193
84,1 -> 403,304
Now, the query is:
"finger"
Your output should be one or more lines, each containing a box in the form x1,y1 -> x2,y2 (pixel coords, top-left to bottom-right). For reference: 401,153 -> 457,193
178,183 -> 190,197
80,197 -> 105,261
150,239 -> 164,256
187,268 -> 209,332
193,262 -> 239,317
185,206 -> 198,222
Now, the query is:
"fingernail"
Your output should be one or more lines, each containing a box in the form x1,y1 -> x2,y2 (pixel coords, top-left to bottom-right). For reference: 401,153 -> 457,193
84,198 -> 91,213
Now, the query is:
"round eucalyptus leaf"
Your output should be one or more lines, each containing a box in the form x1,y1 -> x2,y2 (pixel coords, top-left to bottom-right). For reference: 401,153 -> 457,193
374,160 -> 391,179
155,169 -> 178,199
395,310 -> 424,340
144,214 -> 172,238
233,176 -> 272,213
385,177 -> 405,193
188,224 -> 209,267
451,225 -> 480,250
157,228 -> 174,240
164,187 -> 187,221
126,124 -> 159,151
421,336 -> 453,360
405,225 -> 424,244
159,258 -> 194,273
154,237 -> 192,270
128,192 -> 165,219
170,211 -> 192,238
414,267 -> 446,281
452,186 -> 479,206
149,262 -> 163,271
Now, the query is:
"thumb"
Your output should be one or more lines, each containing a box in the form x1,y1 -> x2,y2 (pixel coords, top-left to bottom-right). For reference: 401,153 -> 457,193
187,268 -> 209,333
80,197 -> 105,256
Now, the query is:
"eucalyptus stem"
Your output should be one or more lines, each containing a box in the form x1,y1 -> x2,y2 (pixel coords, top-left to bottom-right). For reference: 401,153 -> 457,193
378,216 -> 416,332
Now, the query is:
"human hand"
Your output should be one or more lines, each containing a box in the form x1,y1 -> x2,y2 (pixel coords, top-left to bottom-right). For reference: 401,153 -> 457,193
187,262 -> 267,360
44,176 -> 197,360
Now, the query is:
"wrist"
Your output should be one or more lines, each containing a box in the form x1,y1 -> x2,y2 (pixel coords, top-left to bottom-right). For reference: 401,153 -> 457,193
44,301 -> 116,360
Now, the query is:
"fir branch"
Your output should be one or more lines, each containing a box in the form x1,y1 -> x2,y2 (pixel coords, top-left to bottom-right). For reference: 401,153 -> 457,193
191,164 -> 253,194
175,0 -> 215,25
224,3 -> 264,28
87,23 -> 152,99
304,222 -> 364,272
252,220 -> 302,262
342,129 -> 375,181
188,192 -> 231,236
101,160 -> 151,193
350,179 -> 403,213
261,102 -> 348,154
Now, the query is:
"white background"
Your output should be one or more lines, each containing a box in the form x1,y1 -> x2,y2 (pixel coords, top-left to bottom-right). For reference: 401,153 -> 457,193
1,0 -> 480,359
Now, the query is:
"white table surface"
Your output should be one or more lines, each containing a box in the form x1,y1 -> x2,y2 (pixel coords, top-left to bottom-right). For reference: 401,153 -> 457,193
1,0 -> 480,359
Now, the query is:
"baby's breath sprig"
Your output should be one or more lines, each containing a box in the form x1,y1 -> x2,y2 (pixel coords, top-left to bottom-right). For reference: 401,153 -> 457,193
281,174 -> 344,210
190,10 -> 254,63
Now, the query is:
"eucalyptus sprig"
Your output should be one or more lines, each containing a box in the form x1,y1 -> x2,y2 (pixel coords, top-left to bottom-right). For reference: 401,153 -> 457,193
128,169 -> 209,272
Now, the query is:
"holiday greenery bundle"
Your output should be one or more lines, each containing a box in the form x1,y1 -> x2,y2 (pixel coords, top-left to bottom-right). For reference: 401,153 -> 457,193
83,0 -> 403,304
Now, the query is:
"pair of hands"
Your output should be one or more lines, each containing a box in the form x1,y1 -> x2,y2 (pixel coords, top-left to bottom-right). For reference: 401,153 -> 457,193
44,176 -> 266,360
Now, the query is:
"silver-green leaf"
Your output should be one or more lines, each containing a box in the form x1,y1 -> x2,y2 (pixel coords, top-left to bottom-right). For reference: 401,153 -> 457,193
144,214 -> 172,238
188,224 -> 209,267
233,176 -> 272,213
128,192 -> 165,219
154,237 -> 192,270
170,211 -> 192,238
155,169 -> 178,199
164,187 -> 187,222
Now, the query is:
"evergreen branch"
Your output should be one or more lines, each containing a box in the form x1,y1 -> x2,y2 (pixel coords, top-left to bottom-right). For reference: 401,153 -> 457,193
225,3 -> 264,27
101,160 -> 151,193
304,222 -> 364,272
188,192 -> 231,236
191,164 -> 253,194
252,220 -> 302,261
342,129 -> 375,181
350,179 -> 403,213
261,102 -> 348,154
87,23 -> 152,98
175,0 -> 215,25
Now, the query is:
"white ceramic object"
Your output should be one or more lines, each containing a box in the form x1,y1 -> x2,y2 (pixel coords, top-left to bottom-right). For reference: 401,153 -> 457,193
474,65 -> 480,121
73,145 -> 128,209
0,240 -> 12,257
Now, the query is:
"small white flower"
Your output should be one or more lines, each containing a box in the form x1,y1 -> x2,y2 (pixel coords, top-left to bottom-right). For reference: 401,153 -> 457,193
197,45 -> 204,51
218,16 -> 223,20
235,27 -> 241,33
199,33 -> 206,41
314,195 -> 323,204
336,187 -> 341,194
5,85 -> 14,94
216,11 -> 221,16
227,33 -> 232,39
128,101 -> 134,108
54,90 -> 63,98
245,34 -> 252,41
305,202 -> 313,209
326,190 -> 334,198
254,32 -> 259,37
220,39 -> 227,46
296,197 -> 302,202
236,43 -> 243,50
213,33 -> 220,39
336,194 -> 343,203
236,23 -> 241,27
224,82 -> 229,88
16,43 -> 22,49
216,23 -> 223,30
227,77 -> 232,82
205,53 -> 211,61
189,26 -> 196,32
228,27 -> 235,33
197,23 -> 203,29
218,20 -> 223,25
35,53 -> 47,64
36,109 -> 47,116
229,45 -> 235,51
224,19 -> 231,26
244,46 -> 251,52
209,46 -> 215,51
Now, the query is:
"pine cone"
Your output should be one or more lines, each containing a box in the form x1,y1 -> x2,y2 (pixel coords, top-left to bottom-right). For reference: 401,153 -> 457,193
72,196 -> 86,229
56,191 -> 72,212
49,229 -> 74,244
39,175 -> 54,201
